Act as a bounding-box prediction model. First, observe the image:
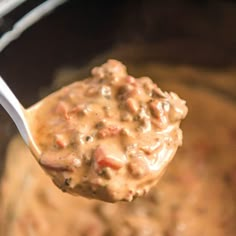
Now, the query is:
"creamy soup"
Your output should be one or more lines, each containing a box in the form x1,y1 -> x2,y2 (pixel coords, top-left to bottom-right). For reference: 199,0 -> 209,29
27,60 -> 187,202
1,77 -> 235,236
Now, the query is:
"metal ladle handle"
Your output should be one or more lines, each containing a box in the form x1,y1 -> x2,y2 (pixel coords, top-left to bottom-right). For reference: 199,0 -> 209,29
0,0 -> 68,52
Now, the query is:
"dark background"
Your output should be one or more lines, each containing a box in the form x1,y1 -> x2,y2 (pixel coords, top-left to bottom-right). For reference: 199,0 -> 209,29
0,0 -> 236,105
0,0 -> 236,175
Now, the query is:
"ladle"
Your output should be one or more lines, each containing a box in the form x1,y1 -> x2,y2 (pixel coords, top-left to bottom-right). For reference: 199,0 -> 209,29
0,76 -> 40,156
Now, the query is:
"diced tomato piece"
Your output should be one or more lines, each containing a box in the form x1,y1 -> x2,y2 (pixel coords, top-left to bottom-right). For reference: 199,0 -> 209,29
126,97 -> 139,113
93,146 -> 105,158
55,134 -> 68,148
97,126 -> 121,138
93,146 -> 124,170
149,100 -> 162,118
97,157 -> 123,170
